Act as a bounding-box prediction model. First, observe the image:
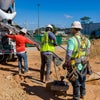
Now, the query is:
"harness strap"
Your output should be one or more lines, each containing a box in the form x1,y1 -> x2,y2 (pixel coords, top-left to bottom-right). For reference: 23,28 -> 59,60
76,63 -> 87,76
71,35 -> 88,75
74,36 -> 81,58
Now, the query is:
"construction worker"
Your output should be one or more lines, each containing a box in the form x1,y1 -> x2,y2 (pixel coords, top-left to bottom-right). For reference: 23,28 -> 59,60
6,28 -> 39,74
63,21 -> 91,100
40,24 -> 57,83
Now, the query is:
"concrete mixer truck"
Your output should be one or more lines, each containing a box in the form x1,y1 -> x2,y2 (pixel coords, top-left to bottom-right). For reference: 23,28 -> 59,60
0,0 -> 17,63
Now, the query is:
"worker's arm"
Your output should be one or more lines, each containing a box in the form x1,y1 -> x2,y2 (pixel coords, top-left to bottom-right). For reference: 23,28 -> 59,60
6,34 -> 16,40
25,37 -> 35,44
48,32 -> 56,40
86,38 -> 91,61
87,39 -> 91,55
66,38 -> 74,61
63,38 -> 74,69
48,32 -> 57,45
25,37 -> 40,51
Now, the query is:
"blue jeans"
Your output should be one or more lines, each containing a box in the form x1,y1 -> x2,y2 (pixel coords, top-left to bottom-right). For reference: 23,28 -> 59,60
71,74 -> 86,100
17,52 -> 28,71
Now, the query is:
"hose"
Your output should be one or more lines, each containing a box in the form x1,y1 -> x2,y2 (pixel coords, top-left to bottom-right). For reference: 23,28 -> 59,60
58,45 -> 67,51
93,71 -> 100,77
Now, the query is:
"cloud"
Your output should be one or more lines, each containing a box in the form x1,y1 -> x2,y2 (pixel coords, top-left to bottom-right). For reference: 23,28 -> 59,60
64,14 -> 73,19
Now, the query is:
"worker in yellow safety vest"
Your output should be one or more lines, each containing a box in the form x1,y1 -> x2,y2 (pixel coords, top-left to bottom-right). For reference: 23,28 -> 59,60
40,24 -> 57,83
63,21 -> 91,100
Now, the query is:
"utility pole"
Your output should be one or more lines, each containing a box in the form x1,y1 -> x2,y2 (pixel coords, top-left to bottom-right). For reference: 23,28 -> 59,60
37,3 -> 40,35
24,20 -> 28,29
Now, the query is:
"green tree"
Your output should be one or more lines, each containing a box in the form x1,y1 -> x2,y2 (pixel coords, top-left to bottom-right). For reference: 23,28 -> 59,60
51,24 -> 57,34
80,16 -> 92,24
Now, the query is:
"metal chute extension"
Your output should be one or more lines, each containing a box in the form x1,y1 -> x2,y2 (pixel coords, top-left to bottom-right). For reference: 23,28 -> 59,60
0,22 -> 64,66
26,32 -> 64,66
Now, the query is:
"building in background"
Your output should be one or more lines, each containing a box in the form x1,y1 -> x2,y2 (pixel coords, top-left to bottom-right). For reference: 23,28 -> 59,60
82,23 -> 100,38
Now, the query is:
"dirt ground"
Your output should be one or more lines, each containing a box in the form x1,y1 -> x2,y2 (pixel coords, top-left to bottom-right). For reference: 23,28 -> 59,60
0,39 -> 100,100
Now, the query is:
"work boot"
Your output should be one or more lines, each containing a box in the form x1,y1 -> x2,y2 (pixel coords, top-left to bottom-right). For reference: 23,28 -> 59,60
80,95 -> 85,99
40,79 -> 44,83
24,70 -> 31,74
18,69 -> 22,75
40,76 -> 43,82
24,70 -> 28,73
45,76 -> 51,83
40,73 -> 44,82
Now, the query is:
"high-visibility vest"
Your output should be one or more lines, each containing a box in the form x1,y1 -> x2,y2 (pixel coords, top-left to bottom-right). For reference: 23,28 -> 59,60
71,34 -> 89,59
70,34 -> 89,68
40,32 -> 55,52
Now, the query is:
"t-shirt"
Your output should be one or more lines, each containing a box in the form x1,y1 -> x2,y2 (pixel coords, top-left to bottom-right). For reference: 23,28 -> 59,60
6,34 -> 35,52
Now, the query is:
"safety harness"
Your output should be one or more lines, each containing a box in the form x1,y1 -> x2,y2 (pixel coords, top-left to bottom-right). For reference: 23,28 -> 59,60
71,34 -> 88,74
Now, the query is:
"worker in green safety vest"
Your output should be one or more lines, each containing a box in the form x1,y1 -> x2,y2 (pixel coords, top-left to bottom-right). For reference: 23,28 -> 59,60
40,24 -> 57,83
62,21 -> 91,100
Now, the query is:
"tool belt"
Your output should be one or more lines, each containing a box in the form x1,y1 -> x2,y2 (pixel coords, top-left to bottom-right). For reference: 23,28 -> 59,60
67,69 -> 78,82
75,57 -> 92,75
66,56 -> 88,82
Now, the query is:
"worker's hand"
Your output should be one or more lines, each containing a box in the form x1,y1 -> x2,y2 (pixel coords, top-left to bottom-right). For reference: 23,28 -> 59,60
9,30 -> 13,34
62,60 -> 71,70
62,63 -> 67,70
60,76 -> 65,81
53,43 -> 57,46
34,43 -> 40,51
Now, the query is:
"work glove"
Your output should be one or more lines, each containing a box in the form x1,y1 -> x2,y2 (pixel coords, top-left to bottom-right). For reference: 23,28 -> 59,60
60,76 -> 65,81
34,43 -> 40,51
54,43 -> 58,46
62,63 -> 67,70
62,60 -> 71,70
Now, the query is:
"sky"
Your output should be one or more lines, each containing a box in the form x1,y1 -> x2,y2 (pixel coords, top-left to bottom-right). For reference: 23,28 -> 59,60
14,0 -> 100,30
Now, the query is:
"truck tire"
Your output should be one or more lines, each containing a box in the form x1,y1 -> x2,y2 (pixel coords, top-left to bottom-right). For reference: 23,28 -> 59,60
7,54 -> 17,61
0,54 -> 9,64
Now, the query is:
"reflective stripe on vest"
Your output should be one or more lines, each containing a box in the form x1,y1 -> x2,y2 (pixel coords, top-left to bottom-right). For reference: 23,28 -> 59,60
40,32 -> 55,52
71,35 -> 88,59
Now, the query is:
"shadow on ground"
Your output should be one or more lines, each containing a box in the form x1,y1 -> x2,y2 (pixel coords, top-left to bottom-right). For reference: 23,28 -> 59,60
21,83 -> 73,100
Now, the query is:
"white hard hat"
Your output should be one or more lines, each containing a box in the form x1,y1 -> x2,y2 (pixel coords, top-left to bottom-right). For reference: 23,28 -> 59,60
71,21 -> 82,29
20,28 -> 27,34
46,24 -> 53,29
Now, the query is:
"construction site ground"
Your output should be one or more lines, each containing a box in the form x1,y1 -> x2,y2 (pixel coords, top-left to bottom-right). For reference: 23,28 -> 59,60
0,38 -> 100,100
